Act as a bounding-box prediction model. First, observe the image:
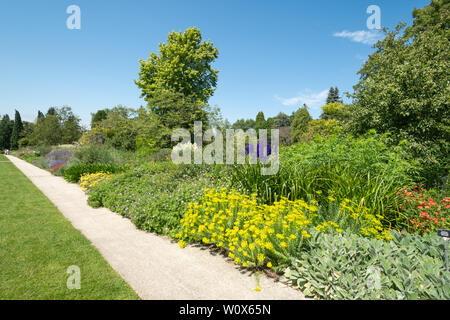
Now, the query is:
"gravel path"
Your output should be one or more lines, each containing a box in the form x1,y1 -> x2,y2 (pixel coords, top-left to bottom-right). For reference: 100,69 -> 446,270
6,155 -> 305,300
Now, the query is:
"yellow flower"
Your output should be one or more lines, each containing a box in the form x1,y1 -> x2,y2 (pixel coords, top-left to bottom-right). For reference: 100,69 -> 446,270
178,240 -> 186,249
267,262 -> 272,268
280,241 -> 287,248
202,237 -> 210,244
301,230 -> 311,239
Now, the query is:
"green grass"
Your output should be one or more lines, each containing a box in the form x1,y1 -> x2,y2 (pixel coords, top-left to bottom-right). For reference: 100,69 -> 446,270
0,155 -> 139,299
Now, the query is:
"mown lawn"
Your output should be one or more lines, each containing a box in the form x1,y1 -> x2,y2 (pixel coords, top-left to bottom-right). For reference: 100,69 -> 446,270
0,155 -> 139,299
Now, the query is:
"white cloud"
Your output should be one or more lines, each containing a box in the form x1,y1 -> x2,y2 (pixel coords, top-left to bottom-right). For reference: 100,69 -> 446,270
333,30 -> 384,45
275,89 -> 328,107
274,89 -> 328,118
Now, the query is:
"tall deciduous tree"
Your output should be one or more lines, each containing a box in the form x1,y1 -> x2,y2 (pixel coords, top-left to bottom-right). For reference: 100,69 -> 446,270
232,118 -> 255,130
91,109 -> 109,127
46,107 -> 57,116
59,106 -> 82,144
10,110 -> 23,150
350,0 -> 450,184
135,27 -> 219,129
31,107 -> 82,146
291,104 -> 312,143
320,102 -> 352,122
37,111 -> 45,124
274,112 -> 291,128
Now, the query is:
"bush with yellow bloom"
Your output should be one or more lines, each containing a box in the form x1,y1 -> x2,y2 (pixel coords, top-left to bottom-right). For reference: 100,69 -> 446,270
80,172 -> 113,193
177,188 -> 318,269
177,188 -> 392,270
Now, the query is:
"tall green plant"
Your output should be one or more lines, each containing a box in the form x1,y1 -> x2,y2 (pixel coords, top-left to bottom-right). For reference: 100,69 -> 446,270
232,132 -> 419,225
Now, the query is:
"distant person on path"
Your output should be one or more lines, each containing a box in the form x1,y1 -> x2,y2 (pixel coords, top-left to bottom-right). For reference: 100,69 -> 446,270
4,149 -> 9,155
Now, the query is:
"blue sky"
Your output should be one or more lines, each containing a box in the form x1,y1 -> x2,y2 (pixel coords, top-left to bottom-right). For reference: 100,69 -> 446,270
0,0 -> 429,127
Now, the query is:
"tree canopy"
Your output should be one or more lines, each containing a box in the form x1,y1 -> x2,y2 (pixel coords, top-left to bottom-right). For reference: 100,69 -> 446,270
135,27 -> 219,130
10,110 -> 23,150
326,87 -> 343,104
350,0 -> 449,182
291,105 -> 312,143
30,107 -> 82,146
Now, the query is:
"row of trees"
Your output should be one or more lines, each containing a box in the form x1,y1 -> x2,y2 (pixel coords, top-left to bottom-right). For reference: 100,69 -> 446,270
3,0 -> 447,185
228,86 -> 351,146
0,111 -> 24,150
0,107 -> 83,150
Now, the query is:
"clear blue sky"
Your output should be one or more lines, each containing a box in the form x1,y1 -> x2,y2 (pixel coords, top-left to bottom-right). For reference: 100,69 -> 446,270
0,0 -> 429,127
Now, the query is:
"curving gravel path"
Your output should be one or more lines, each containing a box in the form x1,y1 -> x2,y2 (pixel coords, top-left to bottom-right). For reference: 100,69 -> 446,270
6,155 -> 306,300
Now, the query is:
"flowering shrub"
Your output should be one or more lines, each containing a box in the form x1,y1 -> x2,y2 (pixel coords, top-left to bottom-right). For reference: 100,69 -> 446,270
318,197 -> 392,240
177,189 -> 318,269
64,163 -> 124,183
44,150 -> 74,164
80,172 -> 113,193
48,161 -> 66,175
397,186 -> 450,234
177,189 -> 392,270
31,150 -> 74,175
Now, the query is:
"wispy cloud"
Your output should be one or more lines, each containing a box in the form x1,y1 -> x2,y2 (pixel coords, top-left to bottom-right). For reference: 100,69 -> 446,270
274,89 -> 328,118
275,89 -> 328,107
333,30 -> 384,45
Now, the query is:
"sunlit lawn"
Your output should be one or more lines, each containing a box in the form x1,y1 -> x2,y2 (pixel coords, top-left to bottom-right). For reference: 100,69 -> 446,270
0,155 -> 139,299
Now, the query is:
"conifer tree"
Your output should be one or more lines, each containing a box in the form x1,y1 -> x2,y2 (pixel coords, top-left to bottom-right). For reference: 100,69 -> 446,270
10,110 -> 23,150
255,111 -> 266,130
0,114 -> 12,150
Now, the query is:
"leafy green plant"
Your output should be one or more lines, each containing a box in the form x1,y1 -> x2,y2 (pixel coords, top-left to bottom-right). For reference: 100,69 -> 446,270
281,230 -> 450,300
232,132 -> 419,226
87,163 -> 233,236
73,145 -> 129,166
64,164 -> 125,183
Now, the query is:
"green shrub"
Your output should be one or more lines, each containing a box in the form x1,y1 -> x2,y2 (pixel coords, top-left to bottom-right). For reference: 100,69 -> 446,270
73,145 -> 128,165
281,230 -> 450,300
87,163 -> 233,236
18,153 -> 41,164
64,164 -> 125,183
232,132 -> 420,225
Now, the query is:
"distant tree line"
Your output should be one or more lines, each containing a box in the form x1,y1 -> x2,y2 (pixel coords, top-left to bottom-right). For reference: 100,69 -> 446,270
0,106 -> 83,150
